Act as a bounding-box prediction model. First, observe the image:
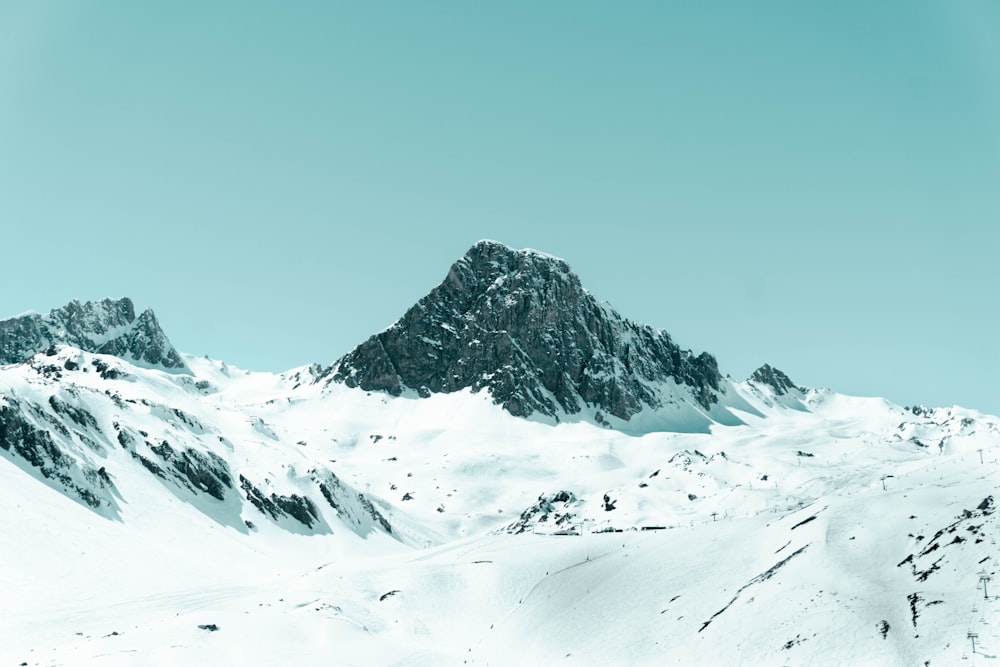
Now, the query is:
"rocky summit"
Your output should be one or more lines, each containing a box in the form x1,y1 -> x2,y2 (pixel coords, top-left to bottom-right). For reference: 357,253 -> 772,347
0,297 -> 187,371
749,363 -> 801,396
327,240 -> 723,421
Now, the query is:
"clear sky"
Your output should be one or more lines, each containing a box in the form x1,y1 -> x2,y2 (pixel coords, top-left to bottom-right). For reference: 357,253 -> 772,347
1,2 -> 998,414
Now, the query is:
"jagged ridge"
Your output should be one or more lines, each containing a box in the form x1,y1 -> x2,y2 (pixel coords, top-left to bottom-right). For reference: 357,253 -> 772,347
0,297 -> 187,371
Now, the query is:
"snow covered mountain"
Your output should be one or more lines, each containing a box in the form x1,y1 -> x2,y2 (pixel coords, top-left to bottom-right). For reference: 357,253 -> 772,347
326,240 -> 738,427
2,242 -> 999,666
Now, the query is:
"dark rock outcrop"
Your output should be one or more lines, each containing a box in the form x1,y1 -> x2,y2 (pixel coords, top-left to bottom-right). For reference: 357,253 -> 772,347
327,241 -> 723,421
239,474 -> 320,528
315,471 -> 394,535
0,397 -> 115,511
0,298 -> 187,371
748,364 -> 801,396
149,441 -> 232,501
503,490 -> 581,535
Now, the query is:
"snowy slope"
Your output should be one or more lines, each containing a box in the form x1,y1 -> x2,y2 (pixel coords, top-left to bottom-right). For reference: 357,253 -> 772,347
2,344 -> 998,665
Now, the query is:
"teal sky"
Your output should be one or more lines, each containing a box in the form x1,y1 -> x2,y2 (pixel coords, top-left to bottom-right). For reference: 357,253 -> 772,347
2,2 -> 998,414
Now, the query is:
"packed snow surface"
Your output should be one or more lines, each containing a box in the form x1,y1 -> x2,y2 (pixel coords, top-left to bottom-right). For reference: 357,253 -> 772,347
2,349 -> 999,665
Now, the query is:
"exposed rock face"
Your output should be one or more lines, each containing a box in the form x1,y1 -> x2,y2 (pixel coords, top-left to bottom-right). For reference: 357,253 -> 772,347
149,441 -> 233,502
0,298 -> 186,371
239,474 -> 320,528
0,396 -> 117,513
328,241 -> 723,420
314,470 -> 395,536
749,364 -> 800,396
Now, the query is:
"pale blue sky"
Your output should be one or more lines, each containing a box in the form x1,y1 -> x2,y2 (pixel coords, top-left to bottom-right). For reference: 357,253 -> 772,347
1,2 -> 998,413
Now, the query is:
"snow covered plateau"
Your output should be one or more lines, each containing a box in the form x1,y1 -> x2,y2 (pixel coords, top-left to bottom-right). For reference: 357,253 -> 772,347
2,241 -> 998,666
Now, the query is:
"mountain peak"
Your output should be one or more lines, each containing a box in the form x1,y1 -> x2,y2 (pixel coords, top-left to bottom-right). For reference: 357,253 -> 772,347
441,241 -> 581,309
328,244 -> 724,422
0,297 -> 187,371
465,239 -> 569,263
468,238 -> 517,254
454,241 -> 575,283
748,364 -> 801,396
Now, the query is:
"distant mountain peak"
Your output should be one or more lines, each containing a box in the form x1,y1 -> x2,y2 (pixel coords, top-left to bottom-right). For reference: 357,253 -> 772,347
748,364 -> 801,396
0,297 -> 187,371
327,242 -> 724,421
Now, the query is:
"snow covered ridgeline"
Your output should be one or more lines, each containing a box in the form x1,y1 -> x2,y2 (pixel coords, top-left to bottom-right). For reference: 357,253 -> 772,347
0,247 -> 997,542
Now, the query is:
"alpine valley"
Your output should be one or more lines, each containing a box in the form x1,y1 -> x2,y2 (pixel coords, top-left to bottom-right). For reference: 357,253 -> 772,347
2,241 -> 998,666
